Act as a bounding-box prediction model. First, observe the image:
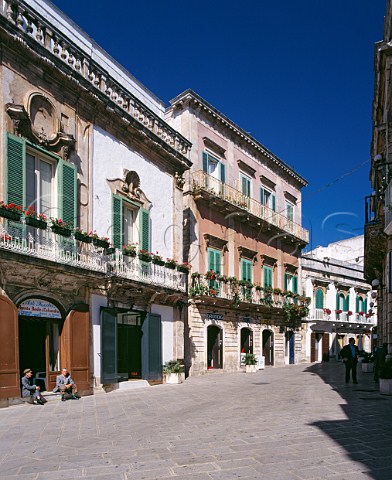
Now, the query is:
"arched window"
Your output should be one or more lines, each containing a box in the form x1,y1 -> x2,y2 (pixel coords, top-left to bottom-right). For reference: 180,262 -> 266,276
315,289 -> 324,309
356,296 -> 364,313
336,293 -> 345,310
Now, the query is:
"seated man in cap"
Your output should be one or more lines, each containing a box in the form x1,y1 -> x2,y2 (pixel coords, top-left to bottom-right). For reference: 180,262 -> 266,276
21,369 -> 46,405
54,367 -> 79,401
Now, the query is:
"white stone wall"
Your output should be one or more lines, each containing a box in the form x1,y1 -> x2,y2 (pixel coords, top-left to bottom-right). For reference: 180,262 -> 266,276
92,126 -> 174,258
91,293 -> 108,386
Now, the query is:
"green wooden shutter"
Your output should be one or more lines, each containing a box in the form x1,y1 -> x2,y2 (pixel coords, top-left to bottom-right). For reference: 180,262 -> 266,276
284,273 -> 288,290
241,259 -> 252,282
202,152 -> 208,172
112,195 -> 123,249
58,159 -> 77,226
356,297 -> 360,313
315,289 -> 324,309
364,298 -> 368,313
344,294 -> 350,311
264,266 -> 272,288
220,163 -> 225,183
260,187 -> 265,205
241,176 -> 247,195
100,308 -> 118,384
6,133 -> 25,207
271,194 -> 276,212
139,208 -> 150,251
208,248 -> 221,273
336,293 -> 340,310
292,276 -> 298,294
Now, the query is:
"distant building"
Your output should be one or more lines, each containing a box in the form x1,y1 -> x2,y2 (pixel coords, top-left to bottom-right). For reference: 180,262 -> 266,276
302,236 -> 376,362
166,90 -> 309,374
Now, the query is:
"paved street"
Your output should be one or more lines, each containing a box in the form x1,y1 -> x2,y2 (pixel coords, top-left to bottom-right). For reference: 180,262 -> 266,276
0,362 -> 391,480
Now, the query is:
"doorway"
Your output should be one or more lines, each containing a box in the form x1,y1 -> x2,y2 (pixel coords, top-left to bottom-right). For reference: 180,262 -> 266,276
240,327 -> 253,354
18,316 -> 60,392
207,325 -> 223,369
262,329 -> 274,366
285,330 -> 295,364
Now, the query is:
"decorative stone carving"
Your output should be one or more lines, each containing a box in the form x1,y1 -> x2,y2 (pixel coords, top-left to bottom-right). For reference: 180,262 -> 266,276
107,170 -> 151,209
5,93 -> 75,158
174,172 -> 185,190
122,170 -> 141,199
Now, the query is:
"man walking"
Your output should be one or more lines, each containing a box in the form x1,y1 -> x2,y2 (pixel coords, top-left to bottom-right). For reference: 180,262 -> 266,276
340,338 -> 359,384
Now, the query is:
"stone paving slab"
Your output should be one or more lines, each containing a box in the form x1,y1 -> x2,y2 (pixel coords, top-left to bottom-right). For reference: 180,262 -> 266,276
0,362 -> 392,479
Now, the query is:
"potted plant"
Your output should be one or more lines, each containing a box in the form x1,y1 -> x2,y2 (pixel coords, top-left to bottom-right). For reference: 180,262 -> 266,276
89,230 -> 110,248
0,201 -> 23,221
138,249 -> 152,262
122,243 -> 137,257
244,353 -> 258,373
379,361 -> 392,395
74,227 -> 92,243
205,270 -> 217,281
24,206 -> 47,229
177,262 -> 191,274
151,252 -> 165,266
360,351 -> 374,373
162,360 -> 184,384
165,258 -> 177,269
50,218 -> 72,236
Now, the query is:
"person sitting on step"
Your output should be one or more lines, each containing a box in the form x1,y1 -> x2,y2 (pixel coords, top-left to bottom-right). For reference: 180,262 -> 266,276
21,369 -> 46,405
54,367 -> 80,401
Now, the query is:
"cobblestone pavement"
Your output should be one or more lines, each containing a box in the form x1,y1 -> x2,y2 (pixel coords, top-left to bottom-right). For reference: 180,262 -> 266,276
0,362 -> 392,480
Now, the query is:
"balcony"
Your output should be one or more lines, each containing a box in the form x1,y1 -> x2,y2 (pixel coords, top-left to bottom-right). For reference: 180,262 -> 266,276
192,170 -> 309,244
0,221 -> 186,292
307,309 -> 375,330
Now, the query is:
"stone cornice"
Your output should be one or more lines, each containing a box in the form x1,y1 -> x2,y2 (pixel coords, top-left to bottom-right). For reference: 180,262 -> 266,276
169,89 -> 308,187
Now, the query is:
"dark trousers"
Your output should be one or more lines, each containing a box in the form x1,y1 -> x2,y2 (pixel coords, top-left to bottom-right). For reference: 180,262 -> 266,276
345,360 -> 357,382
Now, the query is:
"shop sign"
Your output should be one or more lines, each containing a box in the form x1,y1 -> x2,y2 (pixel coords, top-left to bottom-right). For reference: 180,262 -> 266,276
18,299 -> 61,319
206,312 -> 224,321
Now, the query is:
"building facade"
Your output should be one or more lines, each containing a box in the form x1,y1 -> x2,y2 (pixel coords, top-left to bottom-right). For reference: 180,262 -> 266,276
0,0 -> 191,405
364,0 -> 392,358
166,90 -> 309,375
302,236 -> 376,362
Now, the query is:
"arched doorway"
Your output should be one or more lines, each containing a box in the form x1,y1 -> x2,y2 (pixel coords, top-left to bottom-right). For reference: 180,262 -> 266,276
240,327 -> 253,354
262,329 -> 274,366
207,325 -> 223,369
18,298 -> 63,392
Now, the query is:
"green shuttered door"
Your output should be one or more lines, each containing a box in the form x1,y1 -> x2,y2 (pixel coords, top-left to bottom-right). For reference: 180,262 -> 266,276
6,134 -> 25,207
112,195 -> 123,249
61,161 -> 77,226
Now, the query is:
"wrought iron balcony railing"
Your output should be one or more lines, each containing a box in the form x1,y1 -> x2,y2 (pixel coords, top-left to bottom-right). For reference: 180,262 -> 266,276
0,222 -> 186,292
308,309 -> 374,325
192,170 -> 309,244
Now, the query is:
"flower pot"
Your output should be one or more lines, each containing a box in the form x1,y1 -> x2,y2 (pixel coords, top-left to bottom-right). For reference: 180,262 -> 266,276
51,225 -> 72,237
380,378 -> 392,395
245,365 -> 258,373
165,263 -> 176,269
92,238 -> 109,248
362,363 -> 374,373
165,373 -> 183,384
0,208 -> 22,222
177,266 -> 190,274
74,231 -> 92,243
138,254 -> 152,262
105,247 -> 116,255
152,259 -> 165,266
123,250 -> 137,257
25,217 -> 47,229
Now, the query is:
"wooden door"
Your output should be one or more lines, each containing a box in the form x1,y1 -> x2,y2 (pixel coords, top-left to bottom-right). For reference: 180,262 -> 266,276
322,333 -> 330,360
61,309 -> 90,394
0,294 -> 20,399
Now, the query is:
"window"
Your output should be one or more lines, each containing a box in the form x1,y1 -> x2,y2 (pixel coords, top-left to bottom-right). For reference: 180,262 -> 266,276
263,266 -> 273,288
241,258 -> 252,282
356,296 -> 367,313
315,289 -> 324,309
112,194 -> 149,251
286,202 -> 294,222
336,293 -> 349,311
284,273 -> 298,293
6,133 -> 76,224
208,248 -> 221,291
260,187 -> 276,211
202,151 -> 225,182
240,173 -> 251,197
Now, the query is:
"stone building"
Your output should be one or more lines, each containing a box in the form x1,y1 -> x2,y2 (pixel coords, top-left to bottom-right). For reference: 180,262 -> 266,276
0,0 -> 191,406
166,90 -> 309,374
302,236 -> 376,362
364,0 -> 392,357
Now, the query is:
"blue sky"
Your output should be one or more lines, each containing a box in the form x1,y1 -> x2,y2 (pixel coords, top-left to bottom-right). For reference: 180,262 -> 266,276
50,0 -> 386,250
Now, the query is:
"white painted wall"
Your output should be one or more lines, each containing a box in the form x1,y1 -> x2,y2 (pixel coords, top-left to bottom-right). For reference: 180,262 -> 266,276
92,126 -> 173,258
91,293 -> 108,385
151,305 -> 174,363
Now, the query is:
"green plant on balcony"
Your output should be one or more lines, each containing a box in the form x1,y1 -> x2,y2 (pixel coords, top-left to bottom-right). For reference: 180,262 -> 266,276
50,218 -> 72,236
138,249 -> 152,262
0,201 -> 23,221
165,258 -> 178,269
89,230 -> 110,248
151,252 -> 165,265
239,280 -> 253,288
217,274 -> 228,283
177,262 -> 192,274
255,285 -> 263,292
122,243 -> 138,257
74,227 -> 92,243
24,206 -> 47,229
228,276 -> 238,285
205,270 -> 217,281
191,272 -> 201,279
189,284 -> 208,297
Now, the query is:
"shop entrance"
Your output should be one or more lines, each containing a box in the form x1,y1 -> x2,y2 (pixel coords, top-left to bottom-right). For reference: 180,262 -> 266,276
207,325 -> 223,369
18,316 -> 61,392
240,327 -> 253,354
117,313 -> 143,380
262,329 -> 274,366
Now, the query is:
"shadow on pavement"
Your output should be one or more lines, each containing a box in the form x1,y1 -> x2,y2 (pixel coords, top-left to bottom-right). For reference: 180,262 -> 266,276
305,361 -> 392,480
